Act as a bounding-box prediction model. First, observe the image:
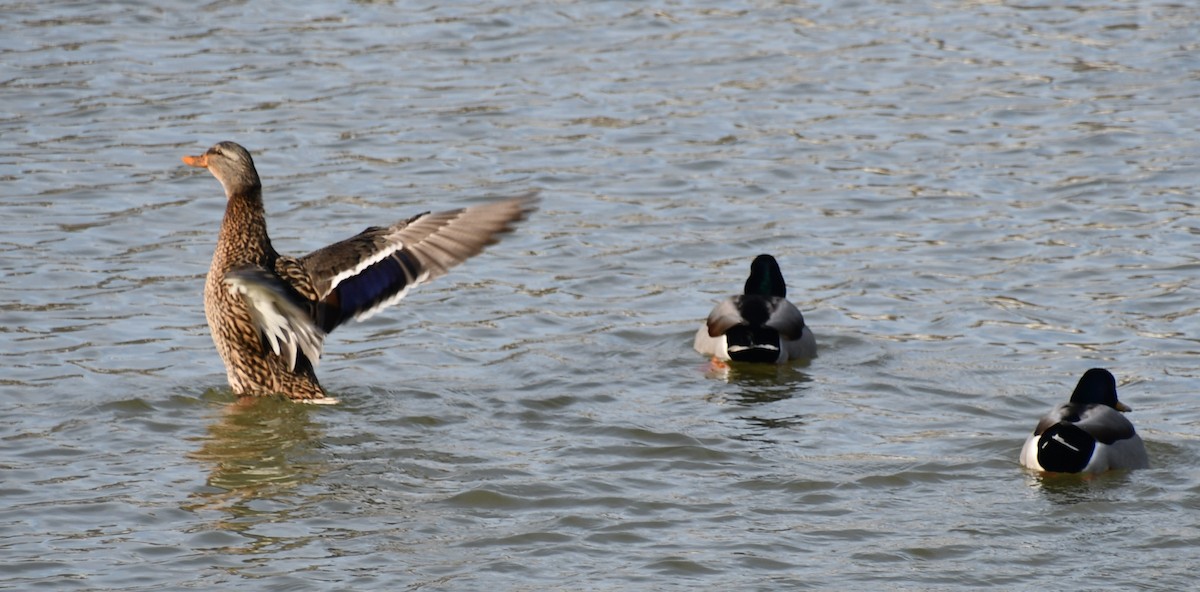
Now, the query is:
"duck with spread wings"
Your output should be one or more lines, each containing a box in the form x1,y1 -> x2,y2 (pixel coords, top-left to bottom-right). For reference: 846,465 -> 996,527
182,141 -> 536,403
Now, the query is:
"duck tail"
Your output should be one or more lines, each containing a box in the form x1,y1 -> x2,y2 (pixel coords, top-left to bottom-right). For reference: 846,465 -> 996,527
1036,422 -> 1097,473
724,325 -> 782,363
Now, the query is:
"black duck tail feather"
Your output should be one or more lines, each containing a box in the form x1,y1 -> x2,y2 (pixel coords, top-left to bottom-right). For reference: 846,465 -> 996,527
725,325 -> 781,363
1037,422 -> 1097,473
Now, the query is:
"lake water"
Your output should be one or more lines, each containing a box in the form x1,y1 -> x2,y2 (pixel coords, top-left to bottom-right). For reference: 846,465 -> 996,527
3,1 -> 1199,589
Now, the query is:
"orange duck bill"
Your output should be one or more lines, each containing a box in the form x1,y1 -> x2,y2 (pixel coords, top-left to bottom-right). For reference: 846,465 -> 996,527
181,153 -> 208,168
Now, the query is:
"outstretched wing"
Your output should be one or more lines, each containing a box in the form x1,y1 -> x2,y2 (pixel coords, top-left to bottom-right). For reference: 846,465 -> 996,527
298,193 -> 537,333
224,266 -> 326,371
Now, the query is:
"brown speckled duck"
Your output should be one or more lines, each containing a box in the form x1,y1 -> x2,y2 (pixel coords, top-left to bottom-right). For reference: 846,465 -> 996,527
183,141 -> 536,403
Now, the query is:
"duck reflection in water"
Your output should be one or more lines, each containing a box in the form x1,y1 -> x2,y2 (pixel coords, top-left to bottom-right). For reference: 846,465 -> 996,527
185,393 -> 327,518
703,360 -> 814,444
1022,467 -> 1140,504
704,360 -> 814,405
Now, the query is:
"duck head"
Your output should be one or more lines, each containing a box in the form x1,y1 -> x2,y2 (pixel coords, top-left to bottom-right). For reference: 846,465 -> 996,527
1070,368 -> 1132,412
182,141 -> 262,199
744,254 -> 787,298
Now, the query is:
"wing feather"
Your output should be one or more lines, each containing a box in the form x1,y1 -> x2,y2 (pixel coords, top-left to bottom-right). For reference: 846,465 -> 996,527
298,192 -> 537,332
705,299 -> 745,338
764,298 -> 808,340
223,266 -> 326,371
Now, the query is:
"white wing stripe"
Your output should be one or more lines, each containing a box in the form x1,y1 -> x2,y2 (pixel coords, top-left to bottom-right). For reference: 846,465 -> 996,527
323,239 -> 408,299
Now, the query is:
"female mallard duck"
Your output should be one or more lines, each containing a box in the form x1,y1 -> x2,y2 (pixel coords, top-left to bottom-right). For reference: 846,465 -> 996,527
693,254 -> 816,363
1019,368 -> 1149,473
183,141 -> 536,403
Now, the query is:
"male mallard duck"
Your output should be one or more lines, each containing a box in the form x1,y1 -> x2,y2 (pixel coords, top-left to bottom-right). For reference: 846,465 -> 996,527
1019,368 -> 1149,473
693,254 -> 816,363
183,141 -> 536,403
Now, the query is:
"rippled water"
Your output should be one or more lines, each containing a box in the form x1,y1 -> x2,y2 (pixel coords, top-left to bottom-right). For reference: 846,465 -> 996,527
4,1 -> 1200,589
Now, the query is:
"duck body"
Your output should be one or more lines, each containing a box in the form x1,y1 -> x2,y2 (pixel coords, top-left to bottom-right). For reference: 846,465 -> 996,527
202,187 -> 319,398
693,254 -> 816,363
185,141 -> 535,402
1019,368 -> 1149,473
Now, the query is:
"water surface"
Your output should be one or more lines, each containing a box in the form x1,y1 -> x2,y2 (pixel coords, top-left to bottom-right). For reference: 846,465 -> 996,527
3,1 -> 1200,589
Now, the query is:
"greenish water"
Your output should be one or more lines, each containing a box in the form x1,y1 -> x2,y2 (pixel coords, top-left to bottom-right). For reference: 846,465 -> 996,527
3,1 -> 1199,589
